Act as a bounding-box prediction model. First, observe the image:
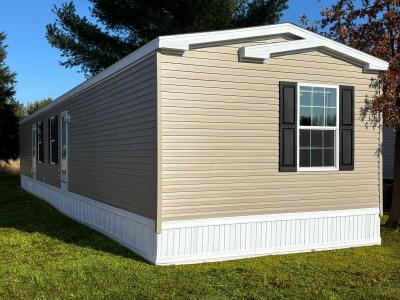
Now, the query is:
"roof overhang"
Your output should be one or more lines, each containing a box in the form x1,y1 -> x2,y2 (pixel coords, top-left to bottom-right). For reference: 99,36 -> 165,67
238,34 -> 389,72
20,23 -> 389,124
156,22 -> 389,72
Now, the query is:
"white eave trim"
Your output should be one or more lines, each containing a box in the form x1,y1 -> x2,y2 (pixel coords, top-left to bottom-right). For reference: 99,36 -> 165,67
20,22 -> 389,124
239,38 -> 389,72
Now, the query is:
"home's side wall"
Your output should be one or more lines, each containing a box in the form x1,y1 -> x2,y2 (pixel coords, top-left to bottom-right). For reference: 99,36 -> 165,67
159,39 -> 380,222
20,53 -> 158,220
383,127 -> 395,180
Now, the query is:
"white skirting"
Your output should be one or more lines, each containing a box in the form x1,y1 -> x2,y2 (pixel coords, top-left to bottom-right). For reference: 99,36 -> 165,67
21,175 -> 381,265
20,175 -> 157,262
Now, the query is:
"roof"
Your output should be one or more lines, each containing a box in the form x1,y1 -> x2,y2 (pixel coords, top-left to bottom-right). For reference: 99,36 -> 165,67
20,22 -> 389,124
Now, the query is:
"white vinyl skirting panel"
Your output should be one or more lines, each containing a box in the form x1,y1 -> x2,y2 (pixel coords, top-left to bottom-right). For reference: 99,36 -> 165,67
20,175 -> 157,262
21,175 -> 381,265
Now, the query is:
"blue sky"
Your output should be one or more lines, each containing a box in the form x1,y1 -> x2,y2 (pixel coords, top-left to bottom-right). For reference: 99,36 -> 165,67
1,0 -> 336,105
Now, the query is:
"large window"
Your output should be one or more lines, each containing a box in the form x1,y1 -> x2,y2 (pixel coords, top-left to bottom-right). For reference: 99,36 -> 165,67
298,84 -> 339,170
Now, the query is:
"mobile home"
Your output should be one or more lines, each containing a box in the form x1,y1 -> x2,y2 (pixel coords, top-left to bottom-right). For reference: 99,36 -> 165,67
20,23 -> 388,265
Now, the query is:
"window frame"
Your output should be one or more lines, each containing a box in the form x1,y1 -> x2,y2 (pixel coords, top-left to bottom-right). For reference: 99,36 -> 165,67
296,83 -> 340,172
49,116 -> 57,165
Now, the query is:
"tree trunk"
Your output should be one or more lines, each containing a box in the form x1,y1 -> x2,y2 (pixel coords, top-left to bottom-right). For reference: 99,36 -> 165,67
386,129 -> 400,228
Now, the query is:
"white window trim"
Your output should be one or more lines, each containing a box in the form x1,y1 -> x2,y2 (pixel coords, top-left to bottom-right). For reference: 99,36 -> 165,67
297,83 -> 340,172
37,121 -> 43,163
49,116 -> 56,165
60,111 -> 69,191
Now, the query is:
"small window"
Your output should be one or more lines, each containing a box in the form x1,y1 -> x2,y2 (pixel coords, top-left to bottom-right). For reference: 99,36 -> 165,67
37,121 -> 44,163
298,85 -> 338,170
48,116 -> 58,164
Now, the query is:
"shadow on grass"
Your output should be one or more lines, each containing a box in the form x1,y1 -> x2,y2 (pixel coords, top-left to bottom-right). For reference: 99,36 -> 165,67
0,173 -> 147,263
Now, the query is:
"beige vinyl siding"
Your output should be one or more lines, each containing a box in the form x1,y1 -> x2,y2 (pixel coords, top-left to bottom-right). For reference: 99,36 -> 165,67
160,39 -> 380,221
383,127 -> 395,179
19,53 -> 158,220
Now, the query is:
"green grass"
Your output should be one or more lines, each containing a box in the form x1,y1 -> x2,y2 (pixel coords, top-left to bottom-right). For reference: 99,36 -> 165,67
0,173 -> 400,299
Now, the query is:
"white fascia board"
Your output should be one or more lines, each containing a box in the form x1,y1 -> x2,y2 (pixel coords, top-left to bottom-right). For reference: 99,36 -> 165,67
239,39 -> 321,61
239,25 -> 389,72
20,38 -> 160,124
21,23 -> 388,124
157,23 -> 293,48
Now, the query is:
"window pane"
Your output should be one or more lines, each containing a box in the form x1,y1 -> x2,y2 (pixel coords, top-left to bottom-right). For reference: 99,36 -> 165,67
300,129 -> 310,148
311,149 -> 323,166
301,86 -> 312,92
313,88 -> 325,106
51,118 -> 56,139
325,88 -> 337,107
325,107 -> 336,126
323,130 -> 335,148
298,86 -> 338,169
311,130 -> 323,148
324,149 -> 335,166
300,149 -> 310,167
300,89 -> 312,106
300,106 -> 311,125
312,107 -> 324,126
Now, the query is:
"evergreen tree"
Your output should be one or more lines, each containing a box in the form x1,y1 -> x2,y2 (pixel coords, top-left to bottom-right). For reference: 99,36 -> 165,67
46,0 -> 289,76
26,98 -> 53,115
0,32 -> 19,162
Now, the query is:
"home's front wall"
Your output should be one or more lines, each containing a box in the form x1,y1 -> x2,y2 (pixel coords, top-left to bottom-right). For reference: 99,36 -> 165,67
20,53 -> 158,220
159,37 -> 381,222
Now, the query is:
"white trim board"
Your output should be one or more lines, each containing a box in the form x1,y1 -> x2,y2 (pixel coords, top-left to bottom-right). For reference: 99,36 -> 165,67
21,175 -> 381,265
20,23 -> 389,125
238,36 -> 389,72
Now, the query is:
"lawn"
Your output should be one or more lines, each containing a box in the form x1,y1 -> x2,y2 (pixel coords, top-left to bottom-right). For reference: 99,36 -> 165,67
0,173 -> 399,299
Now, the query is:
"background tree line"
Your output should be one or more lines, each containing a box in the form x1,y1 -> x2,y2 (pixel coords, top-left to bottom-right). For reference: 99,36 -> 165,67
0,31 -> 53,162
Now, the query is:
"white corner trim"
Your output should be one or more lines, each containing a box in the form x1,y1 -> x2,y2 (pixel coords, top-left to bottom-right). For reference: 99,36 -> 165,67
20,23 -> 388,124
239,38 -> 389,72
21,175 -> 381,266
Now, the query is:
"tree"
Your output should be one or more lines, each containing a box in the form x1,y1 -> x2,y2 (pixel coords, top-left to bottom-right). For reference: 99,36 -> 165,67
0,32 -> 19,163
25,98 -> 53,115
46,0 -> 289,76
301,0 -> 400,227
11,100 -> 26,120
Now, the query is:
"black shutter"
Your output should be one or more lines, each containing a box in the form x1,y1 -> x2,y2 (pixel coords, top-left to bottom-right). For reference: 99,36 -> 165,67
53,116 -> 58,163
339,86 -> 354,171
279,82 -> 297,172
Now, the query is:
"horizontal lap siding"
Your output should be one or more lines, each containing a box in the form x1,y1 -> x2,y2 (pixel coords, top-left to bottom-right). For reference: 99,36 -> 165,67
19,53 -> 157,220
160,39 -> 380,221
